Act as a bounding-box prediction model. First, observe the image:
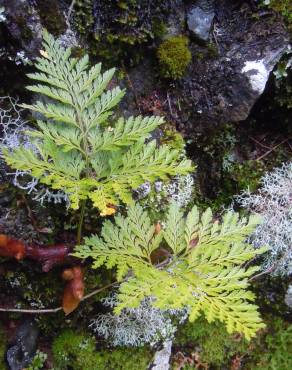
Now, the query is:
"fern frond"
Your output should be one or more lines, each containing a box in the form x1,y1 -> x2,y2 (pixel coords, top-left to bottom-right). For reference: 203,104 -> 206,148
77,203 -> 267,339
3,31 -> 194,212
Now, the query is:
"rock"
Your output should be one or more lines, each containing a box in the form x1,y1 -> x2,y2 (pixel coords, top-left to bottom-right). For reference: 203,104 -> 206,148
2,0 -> 43,57
124,1 -> 289,134
2,0 -> 67,58
7,319 -> 39,370
151,340 -> 172,370
285,285 -> 292,309
177,0 -> 290,133
187,0 -> 215,42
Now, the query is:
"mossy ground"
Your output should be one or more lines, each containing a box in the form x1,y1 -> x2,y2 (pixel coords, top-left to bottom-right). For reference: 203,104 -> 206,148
52,330 -> 152,370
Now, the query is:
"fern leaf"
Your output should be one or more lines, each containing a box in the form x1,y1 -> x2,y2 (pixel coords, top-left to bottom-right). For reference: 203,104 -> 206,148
3,31 -> 193,213
77,203 -> 266,340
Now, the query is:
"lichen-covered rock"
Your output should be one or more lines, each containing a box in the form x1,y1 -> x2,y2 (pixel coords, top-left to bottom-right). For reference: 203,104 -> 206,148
2,0 -> 43,57
2,0 -> 67,58
187,0 -> 215,42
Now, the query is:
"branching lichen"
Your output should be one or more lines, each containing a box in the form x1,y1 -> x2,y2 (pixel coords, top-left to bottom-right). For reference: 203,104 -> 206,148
90,294 -> 186,346
236,162 -> 292,276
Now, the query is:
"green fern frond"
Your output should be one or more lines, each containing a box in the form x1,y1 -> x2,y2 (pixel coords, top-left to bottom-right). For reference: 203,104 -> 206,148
3,30 -> 193,213
75,203 -> 268,340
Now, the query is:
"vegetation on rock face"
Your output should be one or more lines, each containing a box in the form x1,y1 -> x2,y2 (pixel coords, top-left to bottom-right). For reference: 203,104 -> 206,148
52,329 -> 152,370
75,203 -> 267,340
263,0 -> 292,30
157,36 -> 192,79
73,0 -> 170,65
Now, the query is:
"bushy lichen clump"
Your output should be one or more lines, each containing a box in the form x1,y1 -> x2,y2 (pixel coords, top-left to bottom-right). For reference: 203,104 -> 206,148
157,36 -> 192,79
52,330 -> 152,370
237,162 -> 292,276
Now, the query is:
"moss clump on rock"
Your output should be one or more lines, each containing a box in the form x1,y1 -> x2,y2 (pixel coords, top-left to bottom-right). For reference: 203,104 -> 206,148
157,36 -> 192,79
245,317 -> 292,370
174,317 -> 249,367
52,329 -> 152,370
0,325 -> 7,370
264,0 -> 292,30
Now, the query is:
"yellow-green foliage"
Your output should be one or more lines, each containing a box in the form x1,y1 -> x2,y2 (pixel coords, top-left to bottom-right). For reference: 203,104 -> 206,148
52,329 -> 152,370
0,325 -> 6,370
75,203 -> 267,340
174,317 -> 249,367
157,36 -> 192,79
3,31 -> 193,214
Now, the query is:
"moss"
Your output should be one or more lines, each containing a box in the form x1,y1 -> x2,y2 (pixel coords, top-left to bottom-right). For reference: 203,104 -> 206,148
27,350 -> 47,370
0,325 -> 7,370
94,348 -> 152,370
245,317 -> 292,370
73,0 -> 171,66
152,19 -> 167,39
225,160 -> 265,192
74,0 -> 94,37
174,317 -> 249,368
52,330 -> 98,370
161,128 -> 185,151
157,36 -> 192,79
52,329 -> 152,370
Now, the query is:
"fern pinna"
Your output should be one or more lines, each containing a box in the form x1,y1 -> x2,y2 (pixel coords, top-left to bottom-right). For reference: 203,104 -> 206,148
74,204 -> 267,340
3,31 -> 192,216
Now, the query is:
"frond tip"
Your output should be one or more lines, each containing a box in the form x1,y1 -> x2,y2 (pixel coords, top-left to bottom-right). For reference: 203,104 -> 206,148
75,203 -> 267,340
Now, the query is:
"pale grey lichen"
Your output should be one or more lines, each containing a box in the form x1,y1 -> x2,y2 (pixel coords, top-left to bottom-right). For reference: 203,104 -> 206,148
163,174 -> 194,207
0,96 -> 69,206
57,28 -> 79,49
136,175 -> 194,212
90,294 -> 187,347
236,162 -> 292,276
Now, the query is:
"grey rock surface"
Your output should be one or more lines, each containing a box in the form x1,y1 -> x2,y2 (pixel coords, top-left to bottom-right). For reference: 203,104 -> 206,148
285,285 -> 292,309
151,340 -> 172,370
187,0 -> 215,42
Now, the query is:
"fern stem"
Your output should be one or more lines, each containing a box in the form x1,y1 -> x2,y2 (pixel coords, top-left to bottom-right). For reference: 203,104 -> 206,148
77,200 -> 86,245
